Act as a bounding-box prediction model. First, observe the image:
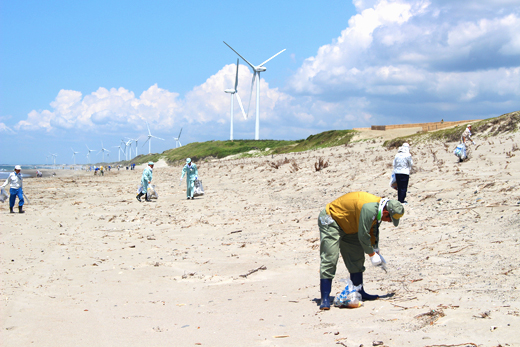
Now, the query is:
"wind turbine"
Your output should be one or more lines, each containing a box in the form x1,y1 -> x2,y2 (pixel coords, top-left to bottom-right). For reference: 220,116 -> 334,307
98,142 -> 110,162
142,121 -> 164,154
223,41 -> 285,140
125,139 -> 133,160
225,59 -> 247,141
71,148 -> 79,165
114,145 -> 124,162
174,128 -> 183,148
49,153 -> 58,167
86,145 -> 95,164
132,137 -> 141,157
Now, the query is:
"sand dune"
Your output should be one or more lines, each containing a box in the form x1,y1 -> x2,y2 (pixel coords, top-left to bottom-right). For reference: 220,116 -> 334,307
1,130 -> 519,346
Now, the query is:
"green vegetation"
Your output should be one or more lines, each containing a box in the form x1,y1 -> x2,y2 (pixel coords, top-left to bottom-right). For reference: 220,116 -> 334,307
116,129 -> 357,165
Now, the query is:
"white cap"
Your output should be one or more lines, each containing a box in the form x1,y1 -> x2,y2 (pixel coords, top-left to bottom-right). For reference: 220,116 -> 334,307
14,165 -> 21,170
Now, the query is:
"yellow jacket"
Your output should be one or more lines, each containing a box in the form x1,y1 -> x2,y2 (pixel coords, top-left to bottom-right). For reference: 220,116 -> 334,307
326,192 -> 381,250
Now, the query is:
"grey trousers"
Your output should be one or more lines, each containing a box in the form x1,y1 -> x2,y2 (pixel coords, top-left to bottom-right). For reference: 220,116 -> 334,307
318,209 -> 366,279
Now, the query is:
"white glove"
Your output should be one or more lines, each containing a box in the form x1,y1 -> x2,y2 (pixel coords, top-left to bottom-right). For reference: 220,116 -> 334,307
370,252 -> 382,266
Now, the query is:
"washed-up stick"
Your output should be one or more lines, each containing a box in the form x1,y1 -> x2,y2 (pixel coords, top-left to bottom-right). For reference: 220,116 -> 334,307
239,265 -> 266,278
230,230 -> 242,234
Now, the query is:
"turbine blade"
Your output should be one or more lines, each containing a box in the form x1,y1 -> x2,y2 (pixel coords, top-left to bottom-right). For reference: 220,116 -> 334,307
152,135 -> 165,141
178,128 -> 182,139
223,41 -> 255,69
259,49 -> 286,67
235,92 -> 247,120
142,138 -> 150,147
234,58 -> 239,91
146,121 -> 151,135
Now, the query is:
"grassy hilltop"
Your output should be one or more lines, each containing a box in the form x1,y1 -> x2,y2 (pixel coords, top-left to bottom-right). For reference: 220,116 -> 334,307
116,110 -> 519,166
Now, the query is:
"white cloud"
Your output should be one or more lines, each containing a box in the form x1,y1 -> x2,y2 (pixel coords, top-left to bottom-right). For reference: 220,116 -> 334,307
286,0 -> 520,125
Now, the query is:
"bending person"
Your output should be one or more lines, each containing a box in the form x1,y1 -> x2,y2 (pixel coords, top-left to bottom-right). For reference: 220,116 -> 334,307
318,192 -> 404,310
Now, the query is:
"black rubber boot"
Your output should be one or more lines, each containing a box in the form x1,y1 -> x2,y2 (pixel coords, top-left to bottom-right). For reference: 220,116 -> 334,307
10,206 -> 14,213
18,206 -> 25,214
145,193 -> 151,202
319,278 -> 332,310
136,192 -> 143,202
350,272 -> 378,301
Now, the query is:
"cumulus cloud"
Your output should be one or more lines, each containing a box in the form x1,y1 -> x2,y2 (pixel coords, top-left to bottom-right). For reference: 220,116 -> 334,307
287,0 -> 520,124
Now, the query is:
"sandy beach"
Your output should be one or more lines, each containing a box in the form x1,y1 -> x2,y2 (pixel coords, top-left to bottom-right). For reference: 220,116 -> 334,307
1,129 -> 519,346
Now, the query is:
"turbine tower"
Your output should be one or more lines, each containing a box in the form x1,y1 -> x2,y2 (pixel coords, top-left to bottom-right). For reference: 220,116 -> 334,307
86,145 -> 95,164
142,120 -> 164,154
225,59 -> 247,141
174,128 -> 183,148
223,41 -> 285,140
71,148 -> 79,165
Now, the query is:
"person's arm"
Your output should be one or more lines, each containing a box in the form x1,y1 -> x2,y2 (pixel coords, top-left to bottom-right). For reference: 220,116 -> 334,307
1,176 -> 9,188
180,166 -> 186,179
357,203 -> 378,255
408,154 -> 413,169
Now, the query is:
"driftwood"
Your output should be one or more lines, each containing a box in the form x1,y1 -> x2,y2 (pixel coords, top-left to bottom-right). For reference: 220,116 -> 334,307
239,265 -> 267,278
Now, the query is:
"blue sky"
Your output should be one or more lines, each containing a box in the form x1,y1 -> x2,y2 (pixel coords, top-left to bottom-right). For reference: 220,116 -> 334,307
1,0 -> 519,165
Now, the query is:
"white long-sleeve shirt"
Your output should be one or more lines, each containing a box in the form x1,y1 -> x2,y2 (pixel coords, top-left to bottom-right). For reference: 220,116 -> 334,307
393,147 -> 413,175
2,172 -> 23,189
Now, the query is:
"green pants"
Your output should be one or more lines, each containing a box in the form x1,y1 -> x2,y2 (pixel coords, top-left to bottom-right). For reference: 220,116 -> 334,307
318,209 -> 366,279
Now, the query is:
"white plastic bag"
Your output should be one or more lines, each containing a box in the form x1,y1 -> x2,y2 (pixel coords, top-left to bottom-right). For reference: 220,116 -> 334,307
147,185 -> 158,199
0,187 -> 8,203
389,172 -> 397,190
193,179 -> 204,197
454,143 -> 466,159
333,278 -> 363,308
137,184 -> 143,194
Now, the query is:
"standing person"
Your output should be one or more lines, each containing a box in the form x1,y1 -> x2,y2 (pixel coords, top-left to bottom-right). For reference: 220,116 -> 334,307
2,165 -> 25,213
180,158 -> 198,200
136,162 -> 154,202
100,165 -> 104,176
318,192 -> 404,310
393,142 -> 413,204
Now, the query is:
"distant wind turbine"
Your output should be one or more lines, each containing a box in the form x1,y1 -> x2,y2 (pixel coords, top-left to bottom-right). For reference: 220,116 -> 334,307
142,121 -> 164,154
49,153 -> 58,167
114,145 -> 124,162
86,145 -> 95,164
71,148 -> 79,165
125,139 -> 133,160
174,128 -> 183,148
225,59 -> 247,141
223,41 -> 285,140
98,142 -> 110,162
132,137 -> 141,157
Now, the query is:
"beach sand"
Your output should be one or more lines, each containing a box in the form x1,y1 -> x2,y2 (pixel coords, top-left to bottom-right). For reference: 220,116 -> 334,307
1,130 -> 519,346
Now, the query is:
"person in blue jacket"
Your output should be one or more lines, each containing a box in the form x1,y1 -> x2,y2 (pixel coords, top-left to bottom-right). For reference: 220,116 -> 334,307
136,162 -> 154,202
180,158 -> 198,200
